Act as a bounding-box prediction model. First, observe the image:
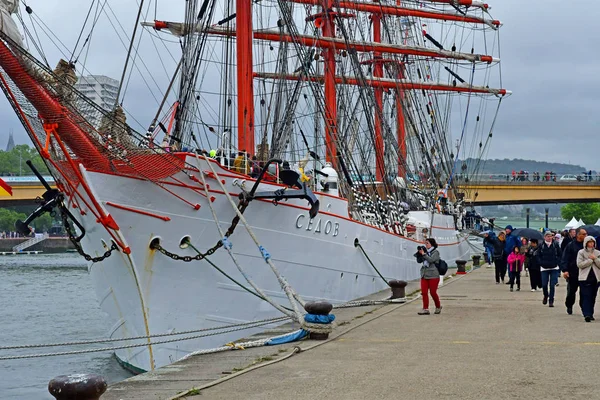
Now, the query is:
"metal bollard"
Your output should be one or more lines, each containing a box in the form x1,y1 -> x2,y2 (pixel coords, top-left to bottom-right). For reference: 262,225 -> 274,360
456,260 -> 467,275
388,280 -> 407,299
304,301 -> 333,340
48,374 -> 107,400
472,254 -> 481,268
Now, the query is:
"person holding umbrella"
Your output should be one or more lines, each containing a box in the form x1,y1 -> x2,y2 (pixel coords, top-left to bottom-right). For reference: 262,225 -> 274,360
483,231 -> 496,265
504,226 -> 520,284
526,239 -> 542,291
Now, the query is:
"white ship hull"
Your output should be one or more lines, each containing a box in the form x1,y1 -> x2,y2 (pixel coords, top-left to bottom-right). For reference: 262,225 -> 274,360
68,156 -> 474,372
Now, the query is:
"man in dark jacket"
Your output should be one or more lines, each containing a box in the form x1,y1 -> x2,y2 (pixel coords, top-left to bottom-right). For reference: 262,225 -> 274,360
560,227 -> 587,315
503,225 -> 520,284
491,232 -> 506,284
538,231 -> 562,307
561,228 -> 576,251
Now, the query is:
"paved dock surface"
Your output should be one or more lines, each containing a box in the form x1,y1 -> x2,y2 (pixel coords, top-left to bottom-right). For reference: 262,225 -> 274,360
104,274 -> 422,400
106,267 -> 600,399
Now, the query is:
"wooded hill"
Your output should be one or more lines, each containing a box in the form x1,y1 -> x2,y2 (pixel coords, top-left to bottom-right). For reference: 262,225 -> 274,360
462,158 -> 589,175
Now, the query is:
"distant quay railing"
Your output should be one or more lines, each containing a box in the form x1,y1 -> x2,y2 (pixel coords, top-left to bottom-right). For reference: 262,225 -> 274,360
0,237 -> 74,253
455,175 -> 600,185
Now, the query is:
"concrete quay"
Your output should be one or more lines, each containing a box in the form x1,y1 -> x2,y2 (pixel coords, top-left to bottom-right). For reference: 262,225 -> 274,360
103,278 -> 423,400
105,266 -> 600,400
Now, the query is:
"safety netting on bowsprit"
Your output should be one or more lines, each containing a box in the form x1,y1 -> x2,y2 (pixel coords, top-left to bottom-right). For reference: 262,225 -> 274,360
0,34 -> 184,190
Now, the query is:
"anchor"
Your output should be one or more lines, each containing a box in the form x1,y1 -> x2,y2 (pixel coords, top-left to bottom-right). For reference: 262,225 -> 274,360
14,160 -> 85,241
241,158 -> 320,219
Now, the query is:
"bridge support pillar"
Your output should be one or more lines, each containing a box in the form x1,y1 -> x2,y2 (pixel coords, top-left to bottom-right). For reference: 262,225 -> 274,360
545,208 -> 549,229
526,208 -> 530,228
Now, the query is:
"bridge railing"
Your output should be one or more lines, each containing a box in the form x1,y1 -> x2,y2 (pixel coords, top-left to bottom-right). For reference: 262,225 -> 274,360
455,173 -> 600,184
0,175 -> 54,183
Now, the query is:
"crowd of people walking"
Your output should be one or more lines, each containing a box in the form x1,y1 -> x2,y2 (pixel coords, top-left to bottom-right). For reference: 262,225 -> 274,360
483,225 -> 600,322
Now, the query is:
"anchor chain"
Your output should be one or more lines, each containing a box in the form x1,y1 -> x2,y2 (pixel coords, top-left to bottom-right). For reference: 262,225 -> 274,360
152,198 -> 250,262
59,202 -> 118,263
152,241 -> 219,262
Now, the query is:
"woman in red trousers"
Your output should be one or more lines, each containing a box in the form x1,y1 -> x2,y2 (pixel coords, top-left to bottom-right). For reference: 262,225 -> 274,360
415,238 -> 442,315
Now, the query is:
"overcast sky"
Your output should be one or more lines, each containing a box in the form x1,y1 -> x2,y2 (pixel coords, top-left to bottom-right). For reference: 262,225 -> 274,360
1,0 -> 598,170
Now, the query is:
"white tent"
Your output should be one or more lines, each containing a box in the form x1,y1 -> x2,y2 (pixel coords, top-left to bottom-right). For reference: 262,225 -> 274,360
578,218 -> 585,227
595,218 -> 600,226
565,217 -> 579,229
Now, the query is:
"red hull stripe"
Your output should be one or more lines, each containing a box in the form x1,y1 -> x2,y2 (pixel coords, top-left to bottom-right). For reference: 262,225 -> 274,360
0,177 -> 12,196
106,202 -> 171,221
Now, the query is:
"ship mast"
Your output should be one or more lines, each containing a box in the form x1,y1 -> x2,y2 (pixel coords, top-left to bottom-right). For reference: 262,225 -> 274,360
372,0 -> 384,182
237,0 -> 255,153
396,0 -> 406,178
321,0 -> 338,167
145,0 -> 507,185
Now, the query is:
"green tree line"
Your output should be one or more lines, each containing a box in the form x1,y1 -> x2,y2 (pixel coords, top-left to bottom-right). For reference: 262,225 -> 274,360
0,208 -> 53,234
560,203 -> 600,225
0,144 -> 49,176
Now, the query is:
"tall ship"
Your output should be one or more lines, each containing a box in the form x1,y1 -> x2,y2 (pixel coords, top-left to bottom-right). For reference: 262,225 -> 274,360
0,0 -> 508,372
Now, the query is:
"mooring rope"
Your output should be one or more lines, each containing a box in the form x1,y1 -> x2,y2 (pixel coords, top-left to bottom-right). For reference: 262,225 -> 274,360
354,241 -> 389,286
199,152 -> 306,321
177,329 -> 306,361
186,242 -> 293,313
190,137 -> 298,320
0,318 -> 292,360
333,298 -> 408,309
0,316 -> 290,351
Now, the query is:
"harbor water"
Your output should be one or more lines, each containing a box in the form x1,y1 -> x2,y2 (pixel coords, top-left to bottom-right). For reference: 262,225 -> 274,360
0,253 -> 133,399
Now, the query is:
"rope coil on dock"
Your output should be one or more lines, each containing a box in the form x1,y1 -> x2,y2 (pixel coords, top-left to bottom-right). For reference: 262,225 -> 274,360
178,328 -> 307,361
301,314 -> 336,335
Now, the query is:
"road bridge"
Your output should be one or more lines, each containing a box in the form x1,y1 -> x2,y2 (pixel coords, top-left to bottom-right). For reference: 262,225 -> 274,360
0,176 -> 55,207
456,180 -> 600,205
3,176 -> 600,207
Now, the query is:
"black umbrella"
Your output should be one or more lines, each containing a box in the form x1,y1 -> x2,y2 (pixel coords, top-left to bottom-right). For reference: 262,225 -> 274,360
578,225 -> 600,237
511,228 -> 544,241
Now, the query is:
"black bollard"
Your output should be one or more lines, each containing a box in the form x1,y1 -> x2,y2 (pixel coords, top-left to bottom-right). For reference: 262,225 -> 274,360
388,280 -> 407,299
456,260 -> 467,275
472,255 -> 481,268
48,374 -> 107,400
304,301 -> 333,340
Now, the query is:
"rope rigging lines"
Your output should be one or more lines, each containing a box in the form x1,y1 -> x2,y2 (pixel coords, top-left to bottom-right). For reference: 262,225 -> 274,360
5,0 -> 507,216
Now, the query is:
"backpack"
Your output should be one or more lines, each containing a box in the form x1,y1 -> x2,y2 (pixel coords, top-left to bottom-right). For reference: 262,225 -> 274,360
436,259 -> 449,275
